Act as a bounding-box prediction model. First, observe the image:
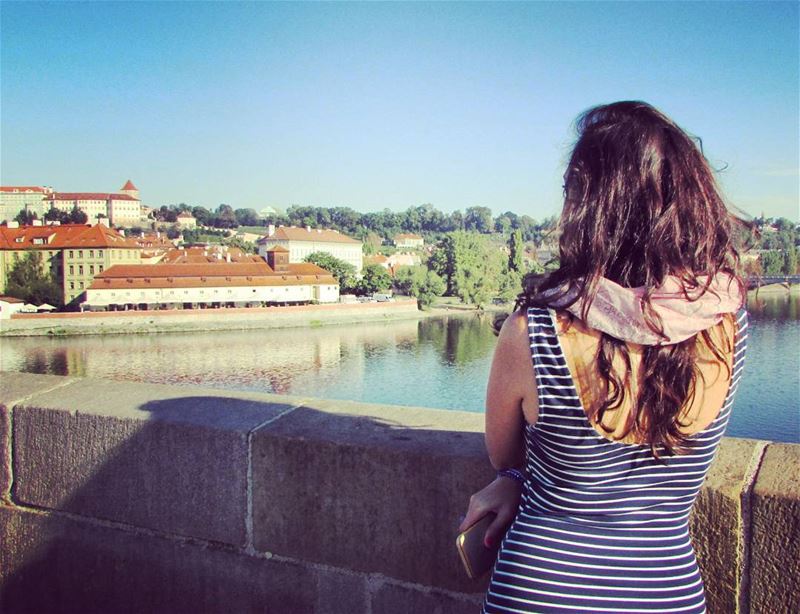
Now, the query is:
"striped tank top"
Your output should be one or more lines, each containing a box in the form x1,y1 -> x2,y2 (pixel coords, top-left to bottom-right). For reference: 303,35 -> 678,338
484,307 -> 748,614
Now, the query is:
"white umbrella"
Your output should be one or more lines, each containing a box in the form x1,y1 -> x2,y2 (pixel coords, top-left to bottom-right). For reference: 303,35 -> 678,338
21,303 -> 38,313
37,303 -> 56,311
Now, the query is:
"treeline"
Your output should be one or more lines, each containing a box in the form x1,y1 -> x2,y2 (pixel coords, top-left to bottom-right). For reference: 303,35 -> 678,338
159,203 -> 558,244
746,217 -> 799,276
305,229 -> 541,309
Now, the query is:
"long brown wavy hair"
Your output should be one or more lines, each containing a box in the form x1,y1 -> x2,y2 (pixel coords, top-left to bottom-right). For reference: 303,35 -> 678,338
516,101 -> 746,457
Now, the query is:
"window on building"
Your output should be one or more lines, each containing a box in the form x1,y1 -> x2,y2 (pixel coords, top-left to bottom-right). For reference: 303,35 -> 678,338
69,251 -> 74,258
89,250 -> 94,258
90,265 -> 95,274
79,282 -> 84,289
70,282 -> 75,290
78,250 -> 83,258
69,265 -> 74,275
99,265 -> 104,272
79,265 -> 84,275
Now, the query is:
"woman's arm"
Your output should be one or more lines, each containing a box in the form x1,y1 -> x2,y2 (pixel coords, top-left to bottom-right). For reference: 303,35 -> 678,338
457,311 -> 538,547
485,310 -> 538,469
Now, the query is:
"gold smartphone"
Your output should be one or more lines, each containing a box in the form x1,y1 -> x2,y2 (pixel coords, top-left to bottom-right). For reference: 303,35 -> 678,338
456,513 -> 499,580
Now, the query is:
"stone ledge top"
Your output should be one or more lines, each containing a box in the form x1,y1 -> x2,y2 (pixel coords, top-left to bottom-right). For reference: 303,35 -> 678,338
754,443 -> 800,498
1,373 -> 485,442
0,372 -> 76,409
257,396 -> 485,457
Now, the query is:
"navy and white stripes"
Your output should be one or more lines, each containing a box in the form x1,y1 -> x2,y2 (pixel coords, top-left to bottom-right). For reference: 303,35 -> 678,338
484,307 -> 748,613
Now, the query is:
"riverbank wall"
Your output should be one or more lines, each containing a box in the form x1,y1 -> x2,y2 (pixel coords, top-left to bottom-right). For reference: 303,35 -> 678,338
0,300 -> 428,337
2,373 -> 798,613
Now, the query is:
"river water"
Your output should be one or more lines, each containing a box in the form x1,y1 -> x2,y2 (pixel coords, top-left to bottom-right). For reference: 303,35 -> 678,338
1,294 -> 798,443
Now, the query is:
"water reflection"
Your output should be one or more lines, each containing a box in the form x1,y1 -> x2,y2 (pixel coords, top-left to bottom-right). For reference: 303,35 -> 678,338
418,314 -> 498,367
1,300 -> 797,442
747,291 -> 799,321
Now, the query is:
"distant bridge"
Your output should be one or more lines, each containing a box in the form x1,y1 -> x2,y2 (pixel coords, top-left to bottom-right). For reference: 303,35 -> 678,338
747,275 -> 800,290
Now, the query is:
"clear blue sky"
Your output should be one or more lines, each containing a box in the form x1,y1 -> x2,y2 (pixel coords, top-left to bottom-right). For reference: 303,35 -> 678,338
2,1 -> 798,220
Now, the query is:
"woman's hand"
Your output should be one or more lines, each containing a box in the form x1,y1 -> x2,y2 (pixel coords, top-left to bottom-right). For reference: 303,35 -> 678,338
459,476 -> 523,548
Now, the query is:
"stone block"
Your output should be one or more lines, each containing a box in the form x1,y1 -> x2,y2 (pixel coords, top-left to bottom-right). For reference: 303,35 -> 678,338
370,580 -> 483,614
252,398 -> 493,593
0,505 -> 337,614
750,443 -> 800,614
12,377 -> 304,545
689,437 -> 763,614
0,372 -> 75,501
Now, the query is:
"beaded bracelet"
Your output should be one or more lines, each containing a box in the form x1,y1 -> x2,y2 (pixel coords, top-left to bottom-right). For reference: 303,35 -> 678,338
497,468 -> 525,483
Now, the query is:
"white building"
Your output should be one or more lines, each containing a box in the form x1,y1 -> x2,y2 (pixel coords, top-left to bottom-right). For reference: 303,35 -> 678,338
45,180 -> 142,227
257,225 -> 363,272
83,248 -> 339,310
393,233 -> 424,249
0,186 -> 53,222
0,295 -> 25,319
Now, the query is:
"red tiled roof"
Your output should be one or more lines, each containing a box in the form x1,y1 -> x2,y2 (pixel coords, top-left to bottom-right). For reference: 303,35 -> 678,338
46,192 -> 138,202
121,180 -> 138,191
0,295 -> 24,303
0,186 -> 49,193
260,226 -> 360,244
0,223 -> 140,250
160,246 -> 259,264
90,262 -> 336,290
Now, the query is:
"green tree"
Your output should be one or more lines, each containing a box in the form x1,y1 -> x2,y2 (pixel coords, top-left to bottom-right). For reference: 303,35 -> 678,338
433,231 -> 502,307
508,229 -> 524,272
226,236 -> 257,254
304,252 -> 357,292
392,265 -> 445,309
464,206 -> 493,233
213,204 -> 237,229
67,205 -> 88,224
783,245 -> 798,275
192,206 -> 212,226
498,268 -> 523,303
761,251 -> 784,275
14,210 -> 38,225
417,269 -> 445,308
357,264 -> 392,295
234,208 -> 260,227
158,206 -> 178,223
5,252 -> 63,307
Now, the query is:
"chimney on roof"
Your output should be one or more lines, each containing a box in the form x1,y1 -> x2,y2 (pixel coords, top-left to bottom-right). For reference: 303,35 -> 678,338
267,224 -> 275,237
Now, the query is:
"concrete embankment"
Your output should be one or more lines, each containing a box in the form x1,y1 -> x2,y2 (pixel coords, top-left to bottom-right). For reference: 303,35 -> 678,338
0,300 -> 446,337
1,373 -> 798,613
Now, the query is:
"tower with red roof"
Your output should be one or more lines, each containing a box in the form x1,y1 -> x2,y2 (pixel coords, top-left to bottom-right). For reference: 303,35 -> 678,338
120,180 -> 139,201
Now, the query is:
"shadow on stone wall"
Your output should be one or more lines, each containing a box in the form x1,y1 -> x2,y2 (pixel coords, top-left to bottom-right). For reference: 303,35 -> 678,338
1,379 -> 490,614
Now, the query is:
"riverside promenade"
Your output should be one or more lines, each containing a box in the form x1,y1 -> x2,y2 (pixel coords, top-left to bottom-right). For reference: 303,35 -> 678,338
0,300 -> 427,337
1,373 -> 798,613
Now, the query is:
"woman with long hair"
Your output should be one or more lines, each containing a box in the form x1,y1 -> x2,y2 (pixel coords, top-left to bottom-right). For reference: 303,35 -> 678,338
460,101 -> 748,613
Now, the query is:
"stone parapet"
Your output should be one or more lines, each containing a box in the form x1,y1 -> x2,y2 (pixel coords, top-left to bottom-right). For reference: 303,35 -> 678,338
0,373 -> 797,613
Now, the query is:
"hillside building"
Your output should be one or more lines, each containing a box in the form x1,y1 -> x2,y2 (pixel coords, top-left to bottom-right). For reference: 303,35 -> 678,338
257,225 -> 363,272
47,180 -> 141,227
0,186 -> 53,222
393,233 -> 424,249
